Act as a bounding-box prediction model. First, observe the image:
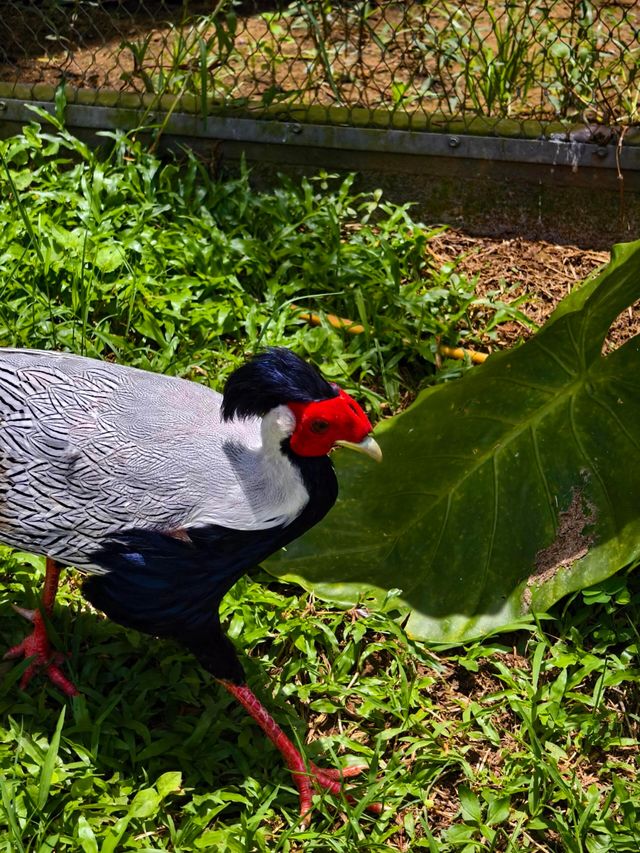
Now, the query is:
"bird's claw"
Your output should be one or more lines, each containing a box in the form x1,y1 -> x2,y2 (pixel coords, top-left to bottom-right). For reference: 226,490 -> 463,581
218,680 -> 383,825
4,612 -> 79,697
10,603 -> 37,622
310,763 -> 369,781
293,760 -> 383,827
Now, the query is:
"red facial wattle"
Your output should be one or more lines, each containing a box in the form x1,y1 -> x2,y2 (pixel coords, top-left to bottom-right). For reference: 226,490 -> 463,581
288,389 -> 374,457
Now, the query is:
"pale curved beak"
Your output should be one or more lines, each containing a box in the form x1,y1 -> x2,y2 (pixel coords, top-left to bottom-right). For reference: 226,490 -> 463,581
335,435 -> 383,462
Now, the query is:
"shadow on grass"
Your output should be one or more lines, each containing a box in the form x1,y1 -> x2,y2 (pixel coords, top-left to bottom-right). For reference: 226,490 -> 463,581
0,599 -> 310,808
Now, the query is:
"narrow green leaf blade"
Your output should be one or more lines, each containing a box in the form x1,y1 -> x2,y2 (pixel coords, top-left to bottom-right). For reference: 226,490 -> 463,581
37,706 -> 66,810
1,780 -> 25,853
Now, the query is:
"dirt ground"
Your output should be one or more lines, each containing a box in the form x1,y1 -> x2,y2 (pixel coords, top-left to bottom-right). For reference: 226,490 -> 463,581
3,1 -> 638,125
426,230 -> 639,351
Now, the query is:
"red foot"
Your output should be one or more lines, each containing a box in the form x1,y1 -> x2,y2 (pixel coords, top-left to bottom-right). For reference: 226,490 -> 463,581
4,610 -> 79,697
219,680 -> 383,825
289,754 -> 383,826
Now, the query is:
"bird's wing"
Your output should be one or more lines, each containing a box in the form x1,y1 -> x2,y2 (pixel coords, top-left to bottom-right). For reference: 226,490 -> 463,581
0,349 -> 309,569
82,472 -> 337,679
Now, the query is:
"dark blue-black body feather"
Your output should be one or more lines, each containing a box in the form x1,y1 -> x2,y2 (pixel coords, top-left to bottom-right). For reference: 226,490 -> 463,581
83,454 -> 338,682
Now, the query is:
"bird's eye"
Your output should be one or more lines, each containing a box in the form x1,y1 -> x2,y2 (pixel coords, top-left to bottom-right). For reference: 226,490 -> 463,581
310,419 -> 329,434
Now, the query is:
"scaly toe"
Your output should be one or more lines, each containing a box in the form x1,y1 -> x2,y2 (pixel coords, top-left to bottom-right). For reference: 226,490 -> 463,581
310,762 -> 368,781
44,663 -> 79,697
5,615 -> 79,696
11,604 -> 37,623
294,762 -> 383,821
3,639 -> 28,661
15,653 -> 79,696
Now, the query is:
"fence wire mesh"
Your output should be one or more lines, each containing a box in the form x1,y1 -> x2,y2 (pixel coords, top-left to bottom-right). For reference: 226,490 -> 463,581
1,1 -> 638,136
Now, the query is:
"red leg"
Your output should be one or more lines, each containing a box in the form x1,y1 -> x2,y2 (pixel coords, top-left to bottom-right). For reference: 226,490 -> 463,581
219,679 -> 382,824
4,558 -> 78,697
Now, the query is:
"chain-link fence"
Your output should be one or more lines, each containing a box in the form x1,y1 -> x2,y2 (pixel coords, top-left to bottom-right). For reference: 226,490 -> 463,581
1,1 -> 639,137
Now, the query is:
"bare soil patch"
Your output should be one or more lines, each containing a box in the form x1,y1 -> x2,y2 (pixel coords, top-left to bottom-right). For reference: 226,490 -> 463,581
3,1 -> 638,125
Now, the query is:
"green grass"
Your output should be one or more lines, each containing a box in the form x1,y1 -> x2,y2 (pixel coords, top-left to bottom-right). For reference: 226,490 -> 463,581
1,554 -> 639,851
0,121 -> 637,851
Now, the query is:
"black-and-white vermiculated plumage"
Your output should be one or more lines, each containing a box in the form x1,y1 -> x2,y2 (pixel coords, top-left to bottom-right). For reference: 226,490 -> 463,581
1,346 -> 384,820
0,349 -> 312,563
0,347 -> 380,681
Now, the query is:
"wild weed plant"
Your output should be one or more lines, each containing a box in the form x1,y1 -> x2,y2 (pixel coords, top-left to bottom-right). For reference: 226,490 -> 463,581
0,116 -> 527,414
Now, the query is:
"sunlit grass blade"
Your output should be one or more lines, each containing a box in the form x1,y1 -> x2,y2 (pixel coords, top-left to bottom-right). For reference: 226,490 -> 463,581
1,779 -> 25,853
37,706 -> 66,810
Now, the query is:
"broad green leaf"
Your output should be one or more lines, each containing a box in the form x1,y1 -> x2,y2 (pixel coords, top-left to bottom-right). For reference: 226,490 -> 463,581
10,169 -> 33,192
459,785 -> 483,823
485,795 -> 511,826
76,816 -> 99,853
127,787 -> 160,818
195,831 -> 245,852
266,241 -> 640,643
156,771 -> 182,799
93,245 -> 125,273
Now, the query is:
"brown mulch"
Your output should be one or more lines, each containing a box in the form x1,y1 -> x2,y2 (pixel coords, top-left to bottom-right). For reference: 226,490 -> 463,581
426,230 -> 640,353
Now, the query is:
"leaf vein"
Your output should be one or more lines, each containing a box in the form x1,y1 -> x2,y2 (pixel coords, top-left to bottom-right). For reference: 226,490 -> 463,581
533,339 -> 578,378
568,393 -> 617,529
530,424 -> 557,530
498,377 -> 557,396
480,453 -> 500,605
586,386 -> 640,455
566,322 -> 583,368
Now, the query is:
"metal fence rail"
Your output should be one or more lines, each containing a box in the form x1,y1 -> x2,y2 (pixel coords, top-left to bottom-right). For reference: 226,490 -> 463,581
1,1 -> 639,138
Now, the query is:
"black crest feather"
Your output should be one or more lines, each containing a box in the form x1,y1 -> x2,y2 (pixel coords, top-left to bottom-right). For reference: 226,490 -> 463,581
221,348 -> 338,421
